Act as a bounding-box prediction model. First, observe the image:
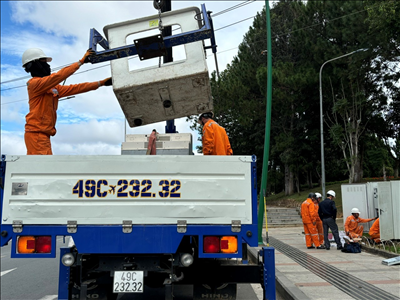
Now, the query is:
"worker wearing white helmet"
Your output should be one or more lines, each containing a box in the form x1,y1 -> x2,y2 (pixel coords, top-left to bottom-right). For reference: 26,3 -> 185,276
22,48 -> 113,155
344,207 -> 377,239
318,190 -> 342,250
312,193 -> 324,246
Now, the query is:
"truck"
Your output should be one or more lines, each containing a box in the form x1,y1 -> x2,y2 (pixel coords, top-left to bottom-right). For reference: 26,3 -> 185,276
0,3 -> 276,299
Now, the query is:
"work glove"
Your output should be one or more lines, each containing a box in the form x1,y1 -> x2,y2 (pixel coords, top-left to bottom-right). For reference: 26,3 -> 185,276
80,49 -> 95,64
312,221 -> 316,226
100,77 -> 113,86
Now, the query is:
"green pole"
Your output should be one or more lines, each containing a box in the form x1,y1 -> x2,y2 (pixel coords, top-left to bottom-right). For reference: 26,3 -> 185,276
258,1 -> 273,245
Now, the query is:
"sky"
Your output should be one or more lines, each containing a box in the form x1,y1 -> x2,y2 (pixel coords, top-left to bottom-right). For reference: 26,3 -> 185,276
0,1 -> 267,155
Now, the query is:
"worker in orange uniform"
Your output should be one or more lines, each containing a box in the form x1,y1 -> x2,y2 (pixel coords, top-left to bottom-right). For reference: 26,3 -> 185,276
146,129 -> 158,155
344,208 -> 377,239
22,48 -> 112,155
198,112 -> 233,155
369,218 -> 380,243
301,193 -> 324,249
314,193 -> 324,246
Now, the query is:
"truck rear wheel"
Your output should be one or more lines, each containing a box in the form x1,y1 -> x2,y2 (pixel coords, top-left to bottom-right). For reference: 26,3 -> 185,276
193,283 -> 237,300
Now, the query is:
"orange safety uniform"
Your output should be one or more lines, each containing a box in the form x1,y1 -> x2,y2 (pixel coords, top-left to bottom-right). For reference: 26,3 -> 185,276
301,198 -> 321,248
313,202 -> 324,245
369,218 -> 380,242
147,131 -> 157,155
202,119 -> 233,155
344,215 -> 375,239
24,62 -> 100,155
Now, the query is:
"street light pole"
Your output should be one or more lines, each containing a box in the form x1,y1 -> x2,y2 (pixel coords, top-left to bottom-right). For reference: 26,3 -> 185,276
319,48 -> 367,197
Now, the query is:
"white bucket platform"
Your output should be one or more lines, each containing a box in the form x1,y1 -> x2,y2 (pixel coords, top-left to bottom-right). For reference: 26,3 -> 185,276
103,6 -> 213,127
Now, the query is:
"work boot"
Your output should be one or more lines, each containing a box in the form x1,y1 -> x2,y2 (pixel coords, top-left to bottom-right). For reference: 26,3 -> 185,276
316,245 -> 325,249
326,248 -> 330,250
307,246 -> 315,249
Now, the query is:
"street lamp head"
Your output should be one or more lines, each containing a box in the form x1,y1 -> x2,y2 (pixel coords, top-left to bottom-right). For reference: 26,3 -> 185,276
355,48 -> 368,53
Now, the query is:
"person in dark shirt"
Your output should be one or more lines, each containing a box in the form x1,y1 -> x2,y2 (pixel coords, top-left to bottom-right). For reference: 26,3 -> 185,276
318,190 -> 343,250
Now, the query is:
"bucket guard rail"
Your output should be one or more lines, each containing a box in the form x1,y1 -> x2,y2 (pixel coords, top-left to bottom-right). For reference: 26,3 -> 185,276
88,4 -> 217,64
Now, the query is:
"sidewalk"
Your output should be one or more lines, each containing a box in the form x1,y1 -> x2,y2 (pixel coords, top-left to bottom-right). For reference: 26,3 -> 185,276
254,227 -> 400,300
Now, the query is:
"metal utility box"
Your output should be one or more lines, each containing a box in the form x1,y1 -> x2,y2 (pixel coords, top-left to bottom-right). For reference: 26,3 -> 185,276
376,182 -> 393,240
342,181 -> 400,240
377,181 -> 400,240
391,181 -> 400,240
103,7 -> 213,127
121,133 -> 193,155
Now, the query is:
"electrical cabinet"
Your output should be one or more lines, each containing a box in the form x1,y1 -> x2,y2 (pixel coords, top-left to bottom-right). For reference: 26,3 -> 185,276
390,181 -> 400,239
342,181 -> 400,240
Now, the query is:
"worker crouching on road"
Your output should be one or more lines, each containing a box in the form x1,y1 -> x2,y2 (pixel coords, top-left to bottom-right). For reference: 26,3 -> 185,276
345,208 -> 377,239
198,112 -> 233,155
313,192 -> 324,246
301,193 -> 324,249
369,217 -> 380,243
318,190 -> 343,250
22,48 -> 113,155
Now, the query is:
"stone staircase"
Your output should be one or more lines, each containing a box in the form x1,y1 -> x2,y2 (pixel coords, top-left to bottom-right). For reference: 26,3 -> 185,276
263,207 -> 303,227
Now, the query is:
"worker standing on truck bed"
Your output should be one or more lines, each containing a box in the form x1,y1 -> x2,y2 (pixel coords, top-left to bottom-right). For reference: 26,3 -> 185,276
22,48 -> 113,155
198,112 -> 233,155
146,129 -> 158,155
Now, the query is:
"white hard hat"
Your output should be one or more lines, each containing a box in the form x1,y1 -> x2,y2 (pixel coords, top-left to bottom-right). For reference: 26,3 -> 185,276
327,190 -> 336,197
351,208 -> 360,214
315,192 -> 322,198
22,48 -> 52,67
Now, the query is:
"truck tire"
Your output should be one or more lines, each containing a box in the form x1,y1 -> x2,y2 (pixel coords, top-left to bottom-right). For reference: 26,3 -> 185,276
193,283 -> 237,300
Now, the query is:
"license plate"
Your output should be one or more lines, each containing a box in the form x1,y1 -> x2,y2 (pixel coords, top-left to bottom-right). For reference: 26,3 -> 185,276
113,271 -> 144,293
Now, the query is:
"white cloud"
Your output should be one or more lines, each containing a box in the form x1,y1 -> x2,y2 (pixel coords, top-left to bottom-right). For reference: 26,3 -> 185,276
1,131 -> 26,155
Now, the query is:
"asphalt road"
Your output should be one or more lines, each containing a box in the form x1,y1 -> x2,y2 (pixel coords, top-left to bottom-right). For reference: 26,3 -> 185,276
0,238 -> 273,300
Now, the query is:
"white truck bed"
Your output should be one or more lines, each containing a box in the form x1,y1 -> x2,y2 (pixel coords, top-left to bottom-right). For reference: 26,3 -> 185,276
1,155 -> 254,226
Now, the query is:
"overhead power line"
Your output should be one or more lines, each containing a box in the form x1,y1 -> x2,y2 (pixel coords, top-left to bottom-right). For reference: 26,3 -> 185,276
212,0 -> 256,18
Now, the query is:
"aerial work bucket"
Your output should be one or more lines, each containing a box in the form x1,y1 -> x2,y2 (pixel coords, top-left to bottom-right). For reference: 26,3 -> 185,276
103,6 -> 213,127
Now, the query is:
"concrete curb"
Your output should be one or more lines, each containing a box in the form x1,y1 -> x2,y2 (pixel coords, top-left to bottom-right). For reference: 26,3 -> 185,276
248,246 -> 310,300
362,246 -> 399,259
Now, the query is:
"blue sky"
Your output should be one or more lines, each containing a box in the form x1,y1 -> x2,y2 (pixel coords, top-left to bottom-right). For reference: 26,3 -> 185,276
1,1 -> 266,155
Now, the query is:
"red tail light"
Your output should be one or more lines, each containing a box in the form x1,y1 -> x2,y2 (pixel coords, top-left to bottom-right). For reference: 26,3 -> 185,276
17,236 -> 52,254
36,236 -> 52,253
204,236 -> 220,253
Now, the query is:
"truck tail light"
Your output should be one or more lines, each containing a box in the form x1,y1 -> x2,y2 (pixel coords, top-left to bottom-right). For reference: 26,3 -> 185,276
203,236 -> 238,254
204,236 -> 220,253
220,236 -> 238,253
17,236 -> 36,253
36,236 -> 52,253
17,236 -> 52,254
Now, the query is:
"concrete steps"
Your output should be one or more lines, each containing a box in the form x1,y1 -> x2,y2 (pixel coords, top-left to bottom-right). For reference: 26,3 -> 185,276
263,207 -> 303,227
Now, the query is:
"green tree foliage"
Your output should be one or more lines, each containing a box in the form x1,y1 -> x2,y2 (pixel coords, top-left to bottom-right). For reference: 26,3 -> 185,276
193,0 -> 397,195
